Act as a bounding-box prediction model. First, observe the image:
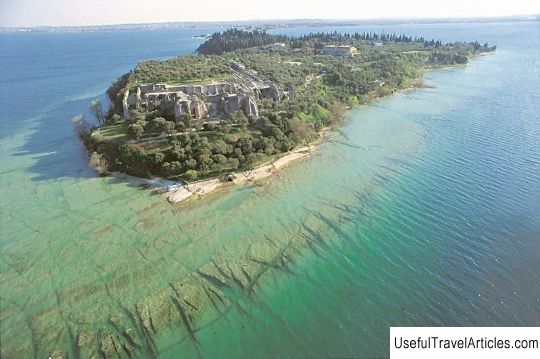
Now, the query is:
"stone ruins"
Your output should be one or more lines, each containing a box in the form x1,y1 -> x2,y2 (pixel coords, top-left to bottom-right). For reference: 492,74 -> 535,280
122,62 -> 291,123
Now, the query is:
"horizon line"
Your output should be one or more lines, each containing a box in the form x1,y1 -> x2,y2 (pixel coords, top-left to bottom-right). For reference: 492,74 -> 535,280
1,13 -> 538,30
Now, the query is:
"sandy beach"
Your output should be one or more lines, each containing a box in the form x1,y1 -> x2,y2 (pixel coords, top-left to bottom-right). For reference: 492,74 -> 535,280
167,145 -> 313,203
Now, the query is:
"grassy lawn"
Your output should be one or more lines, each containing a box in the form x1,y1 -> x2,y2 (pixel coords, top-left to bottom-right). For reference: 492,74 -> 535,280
168,75 -> 231,86
132,131 -> 175,152
97,121 -> 128,141
133,138 -> 170,153
133,74 -> 233,88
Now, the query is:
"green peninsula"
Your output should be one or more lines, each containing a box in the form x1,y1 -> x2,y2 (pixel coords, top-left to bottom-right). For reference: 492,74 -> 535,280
82,29 -> 495,181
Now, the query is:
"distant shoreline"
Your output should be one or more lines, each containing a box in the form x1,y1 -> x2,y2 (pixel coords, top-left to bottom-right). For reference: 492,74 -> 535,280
2,15 -> 538,33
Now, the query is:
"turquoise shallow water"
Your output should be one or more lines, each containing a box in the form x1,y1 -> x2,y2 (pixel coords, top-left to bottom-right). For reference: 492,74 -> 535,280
1,22 -> 539,358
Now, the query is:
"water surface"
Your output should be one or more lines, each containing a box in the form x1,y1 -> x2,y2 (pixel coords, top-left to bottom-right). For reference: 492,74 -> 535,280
1,22 -> 539,358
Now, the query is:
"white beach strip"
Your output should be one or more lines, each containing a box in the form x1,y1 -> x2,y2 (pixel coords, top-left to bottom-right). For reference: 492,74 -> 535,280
166,145 -> 315,203
167,187 -> 193,203
272,146 -> 311,170
235,164 -> 274,183
187,178 -> 223,195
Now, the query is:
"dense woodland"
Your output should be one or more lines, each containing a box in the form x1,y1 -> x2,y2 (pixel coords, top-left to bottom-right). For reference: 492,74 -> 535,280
82,29 -> 495,180
197,29 -> 289,55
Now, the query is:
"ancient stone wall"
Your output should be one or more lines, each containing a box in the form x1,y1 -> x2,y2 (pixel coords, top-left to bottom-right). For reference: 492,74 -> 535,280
123,64 -> 289,122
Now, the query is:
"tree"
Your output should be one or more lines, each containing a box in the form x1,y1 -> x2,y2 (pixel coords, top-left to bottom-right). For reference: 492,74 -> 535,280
203,123 -> 217,131
90,99 -> 105,126
253,137 -> 269,152
175,122 -> 186,132
235,137 -> 254,155
194,117 -> 204,131
262,125 -> 285,141
211,154 -> 227,166
151,152 -> 165,168
210,140 -> 228,155
227,157 -> 240,170
72,115 -> 93,144
127,124 -> 144,140
181,113 -> 192,129
198,155 -> 214,172
196,29 -> 288,55
231,111 -> 249,128
149,117 -> 175,133
150,117 -> 167,132
183,170 -> 198,181
107,114 -> 122,125
130,109 -> 146,123
277,139 -> 292,152
163,121 -> 176,134
161,161 -> 182,176
185,158 -> 197,170
168,161 -> 183,175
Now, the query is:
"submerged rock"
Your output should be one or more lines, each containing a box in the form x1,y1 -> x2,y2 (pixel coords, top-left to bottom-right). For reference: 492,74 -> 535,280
241,261 -> 263,286
169,276 -> 207,336
1,345 -> 31,359
136,289 -> 181,336
77,330 -> 97,358
100,334 -> 132,359
198,262 -> 229,287
248,241 -> 280,264
226,260 -> 251,289
124,328 -> 141,348
109,315 -> 142,348
28,308 -> 67,358
49,350 -> 66,359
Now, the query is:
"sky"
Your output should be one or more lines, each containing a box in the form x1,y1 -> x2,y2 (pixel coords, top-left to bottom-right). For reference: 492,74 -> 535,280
1,0 -> 539,27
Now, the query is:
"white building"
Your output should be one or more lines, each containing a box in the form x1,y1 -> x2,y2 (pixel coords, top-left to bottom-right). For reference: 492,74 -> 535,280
322,45 -> 359,57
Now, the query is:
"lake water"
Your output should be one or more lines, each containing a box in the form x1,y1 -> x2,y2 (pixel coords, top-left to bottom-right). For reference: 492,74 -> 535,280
1,22 -> 539,358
